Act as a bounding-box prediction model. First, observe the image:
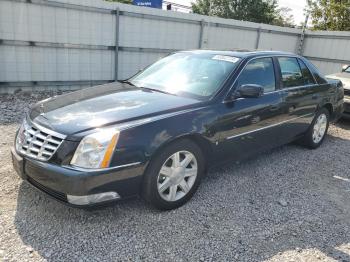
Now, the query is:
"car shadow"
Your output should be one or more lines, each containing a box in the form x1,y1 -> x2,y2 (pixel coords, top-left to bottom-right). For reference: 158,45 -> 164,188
335,118 -> 350,131
13,124 -> 350,261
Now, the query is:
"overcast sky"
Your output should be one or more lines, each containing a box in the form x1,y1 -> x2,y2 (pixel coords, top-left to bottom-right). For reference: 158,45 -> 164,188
278,0 -> 306,25
172,0 -> 307,25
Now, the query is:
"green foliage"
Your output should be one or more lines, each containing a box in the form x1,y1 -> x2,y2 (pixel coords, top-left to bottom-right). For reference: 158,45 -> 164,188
308,0 -> 350,31
191,0 -> 295,26
272,7 -> 296,27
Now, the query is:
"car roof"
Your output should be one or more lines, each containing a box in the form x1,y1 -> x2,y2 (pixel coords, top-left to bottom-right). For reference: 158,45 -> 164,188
180,49 -> 297,59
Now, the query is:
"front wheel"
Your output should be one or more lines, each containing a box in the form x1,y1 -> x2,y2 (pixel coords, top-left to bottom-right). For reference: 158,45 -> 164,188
300,108 -> 330,149
142,139 -> 205,210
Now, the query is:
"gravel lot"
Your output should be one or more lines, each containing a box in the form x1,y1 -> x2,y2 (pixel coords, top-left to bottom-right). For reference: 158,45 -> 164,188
1,91 -> 350,262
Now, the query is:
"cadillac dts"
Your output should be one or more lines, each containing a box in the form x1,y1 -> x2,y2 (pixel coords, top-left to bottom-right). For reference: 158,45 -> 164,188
11,50 -> 344,210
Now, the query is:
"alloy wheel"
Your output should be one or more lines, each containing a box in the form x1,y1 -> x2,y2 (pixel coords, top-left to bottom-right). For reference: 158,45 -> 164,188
312,113 -> 327,144
157,151 -> 198,202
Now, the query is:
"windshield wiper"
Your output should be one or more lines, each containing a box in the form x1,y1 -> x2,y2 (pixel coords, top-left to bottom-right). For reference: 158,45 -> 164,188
119,80 -> 175,96
139,86 -> 176,96
118,79 -> 135,86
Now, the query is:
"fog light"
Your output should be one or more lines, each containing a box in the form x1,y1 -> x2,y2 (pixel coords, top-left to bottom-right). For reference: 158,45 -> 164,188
67,192 -> 120,205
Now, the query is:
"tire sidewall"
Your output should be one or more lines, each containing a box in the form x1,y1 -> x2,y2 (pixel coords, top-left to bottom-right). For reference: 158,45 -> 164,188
142,139 -> 205,210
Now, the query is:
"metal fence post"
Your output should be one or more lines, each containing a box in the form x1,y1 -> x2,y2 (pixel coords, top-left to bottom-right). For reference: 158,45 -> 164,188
255,27 -> 261,50
198,20 -> 205,49
114,8 -> 120,81
297,13 -> 309,55
296,34 -> 303,55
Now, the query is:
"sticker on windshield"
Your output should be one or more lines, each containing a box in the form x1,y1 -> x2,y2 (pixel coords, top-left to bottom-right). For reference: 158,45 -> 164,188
212,55 -> 239,63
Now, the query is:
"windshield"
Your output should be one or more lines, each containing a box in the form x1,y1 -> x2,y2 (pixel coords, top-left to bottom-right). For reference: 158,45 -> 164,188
130,52 -> 240,100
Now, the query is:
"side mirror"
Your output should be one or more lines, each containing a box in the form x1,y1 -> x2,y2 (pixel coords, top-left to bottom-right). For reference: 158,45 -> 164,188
342,65 -> 349,72
235,84 -> 264,98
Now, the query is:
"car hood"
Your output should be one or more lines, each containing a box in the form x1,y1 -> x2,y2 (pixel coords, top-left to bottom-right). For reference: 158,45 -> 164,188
326,72 -> 350,89
29,82 -> 201,137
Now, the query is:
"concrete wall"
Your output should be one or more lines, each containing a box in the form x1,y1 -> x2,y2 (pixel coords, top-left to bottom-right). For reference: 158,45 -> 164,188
1,0 -> 350,93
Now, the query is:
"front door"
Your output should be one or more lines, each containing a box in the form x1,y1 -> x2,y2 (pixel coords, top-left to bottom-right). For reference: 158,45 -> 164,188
214,57 -> 285,161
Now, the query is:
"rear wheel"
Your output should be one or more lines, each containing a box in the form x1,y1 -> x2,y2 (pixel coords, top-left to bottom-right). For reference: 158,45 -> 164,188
142,139 -> 205,210
300,108 -> 330,149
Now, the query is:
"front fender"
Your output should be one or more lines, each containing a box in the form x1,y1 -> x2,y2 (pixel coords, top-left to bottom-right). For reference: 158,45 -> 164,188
110,107 -> 218,167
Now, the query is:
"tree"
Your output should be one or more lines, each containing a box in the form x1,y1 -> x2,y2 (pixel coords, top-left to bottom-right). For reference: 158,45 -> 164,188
191,0 -> 284,25
308,0 -> 350,31
272,7 -> 296,27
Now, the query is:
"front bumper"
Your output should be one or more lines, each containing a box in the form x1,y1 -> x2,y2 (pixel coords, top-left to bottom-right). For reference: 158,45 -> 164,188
11,147 -> 145,207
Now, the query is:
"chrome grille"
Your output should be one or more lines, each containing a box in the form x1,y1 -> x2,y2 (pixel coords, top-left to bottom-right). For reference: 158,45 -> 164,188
16,119 -> 65,161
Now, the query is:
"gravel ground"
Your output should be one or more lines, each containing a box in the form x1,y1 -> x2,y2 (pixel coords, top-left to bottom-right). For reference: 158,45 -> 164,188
1,92 -> 350,262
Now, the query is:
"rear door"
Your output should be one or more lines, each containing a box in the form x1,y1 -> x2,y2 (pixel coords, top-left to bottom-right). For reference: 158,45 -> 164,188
214,57 -> 285,161
276,56 -> 319,141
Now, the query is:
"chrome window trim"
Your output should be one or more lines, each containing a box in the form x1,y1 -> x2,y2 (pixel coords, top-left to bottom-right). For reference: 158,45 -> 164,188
230,56 -> 277,95
225,54 -> 292,98
277,56 -> 317,89
223,54 -> 320,102
225,113 -> 314,140
296,57 -> 318,85
232,84 -> 319,101
279,83 -> 319,92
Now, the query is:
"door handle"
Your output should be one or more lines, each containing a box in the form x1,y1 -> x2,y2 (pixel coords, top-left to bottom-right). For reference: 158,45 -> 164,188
288,105 -> 296,113
270,105 -> 280,112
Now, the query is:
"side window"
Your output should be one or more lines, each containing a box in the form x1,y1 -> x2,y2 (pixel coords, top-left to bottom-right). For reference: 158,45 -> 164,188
305,60 -> 328,84
298,59 -> 316,85
278,57 -> 304,88
236,58 -> 276,93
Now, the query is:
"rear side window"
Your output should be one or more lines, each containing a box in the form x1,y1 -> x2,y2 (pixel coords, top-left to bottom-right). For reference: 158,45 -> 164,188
298,59 -> 316,85
304,59 -> 328,84
236,57 -> 276,93
277,57 -> 304,88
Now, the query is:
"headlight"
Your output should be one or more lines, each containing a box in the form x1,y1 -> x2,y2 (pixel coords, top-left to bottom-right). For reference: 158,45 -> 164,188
70,129 -> 119,169
15,120 -> 26,152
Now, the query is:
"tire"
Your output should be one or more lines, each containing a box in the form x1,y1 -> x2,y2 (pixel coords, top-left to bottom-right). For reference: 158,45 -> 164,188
142,139 -> 205,210
300,108 -> 330,149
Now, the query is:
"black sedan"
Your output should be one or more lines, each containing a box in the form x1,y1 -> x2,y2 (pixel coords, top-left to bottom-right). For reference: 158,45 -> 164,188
11,50 -> 344,210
